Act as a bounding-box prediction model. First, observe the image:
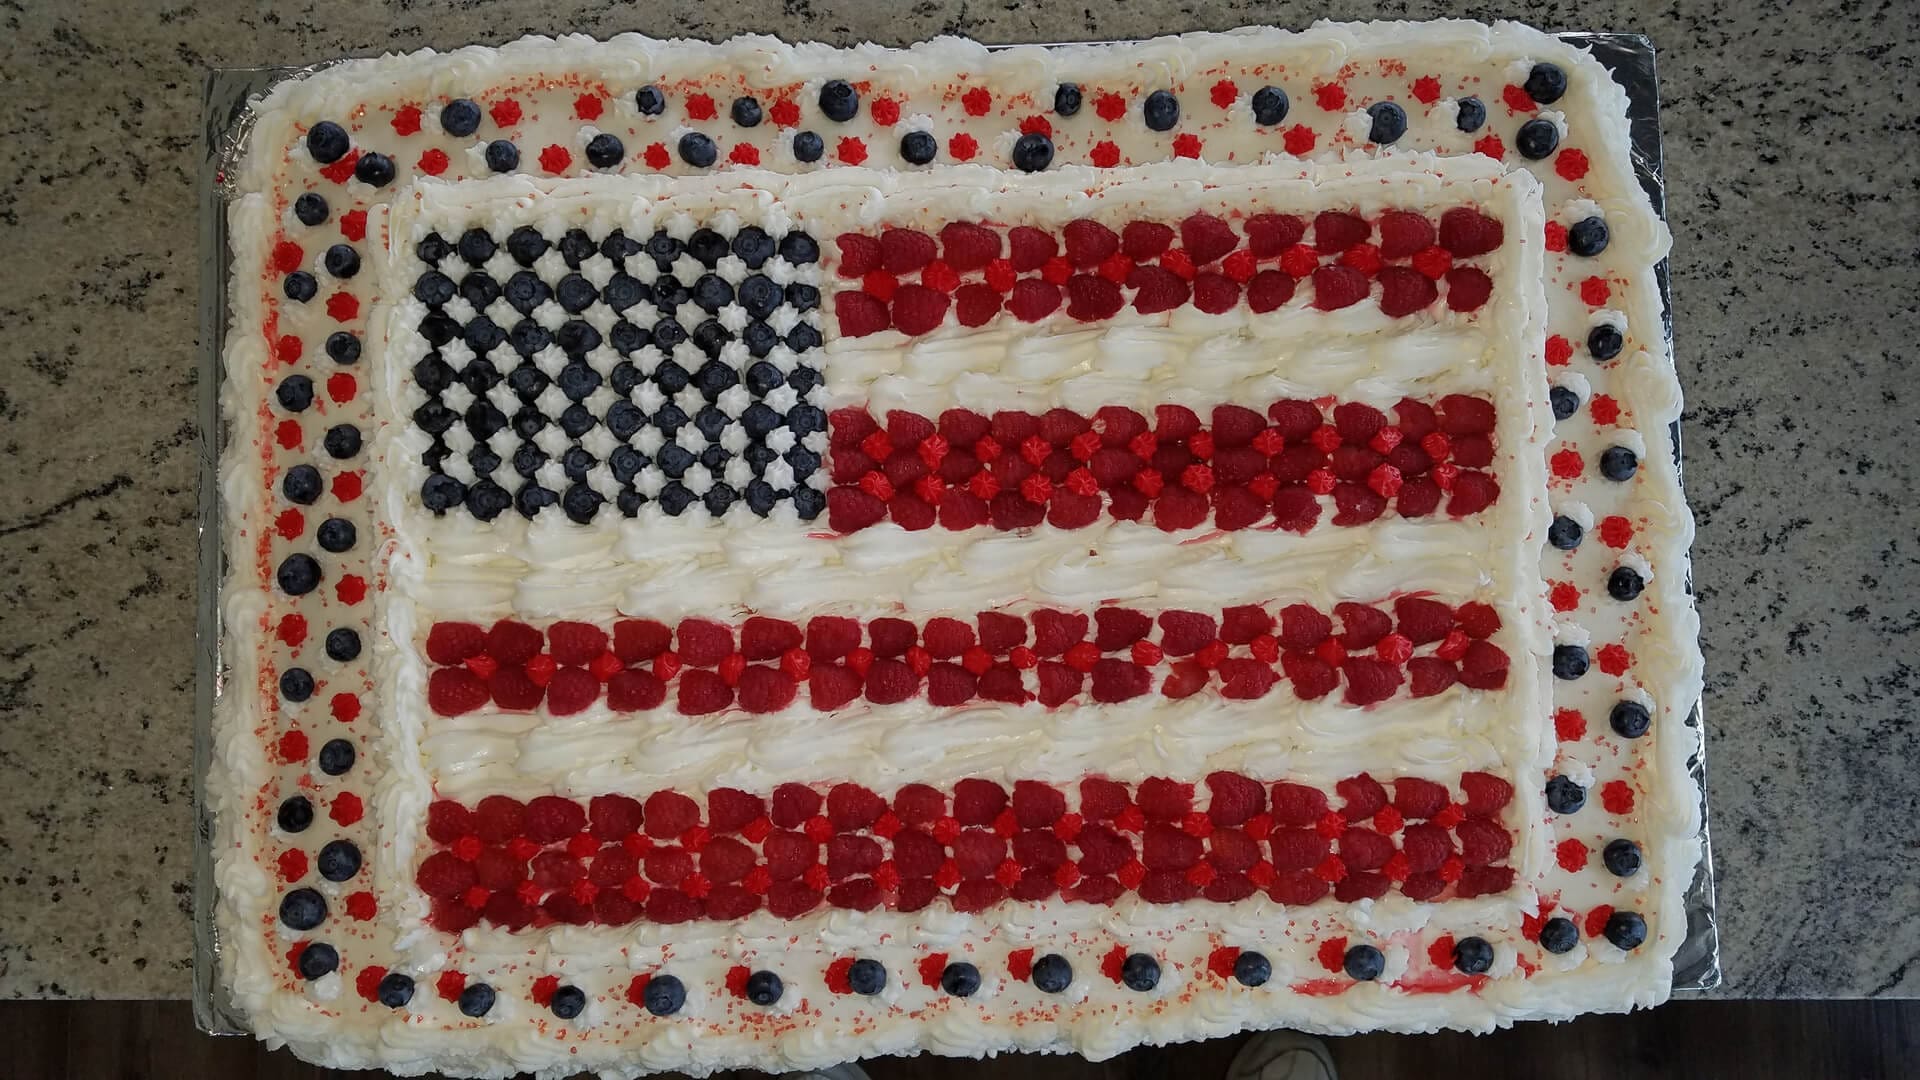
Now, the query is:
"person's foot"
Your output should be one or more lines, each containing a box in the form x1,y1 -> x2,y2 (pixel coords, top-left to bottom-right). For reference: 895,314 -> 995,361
1227,1030 -> 1338,1080
779,1064 -> 873,1080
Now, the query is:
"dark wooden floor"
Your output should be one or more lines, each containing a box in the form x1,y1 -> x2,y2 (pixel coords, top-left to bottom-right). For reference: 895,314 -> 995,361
3,999 -> 1913,1079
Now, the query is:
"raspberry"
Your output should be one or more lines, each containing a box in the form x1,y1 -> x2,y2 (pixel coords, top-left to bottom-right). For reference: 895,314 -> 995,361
1342,658 -> 1403,706
1271,782 -> 1329,827
1313,211 -> 1371,253
1391,597 -> 1454,644
1118,221 -> 1171,261
1407,658 -> 1457,697
736,666 -> 797,712
537,621 -> 604,666
1374,209 -> 1435,257
1329,481 -> 1385,524
675,669 -> 731,714
1385,777 -> 1446,820
1378,266 -> 1439,316
861,658 -> 917,704
890,284 -> 950,336
1034,661 -> 1081,706
1153,610 -> 1215,657
1438,208 -> 1504,257
1204,771 -> 1266,826
1007,278 -> 1061,321
1458,640 -> 1510,690
1311,265 -> 1370,310
1335,775 -> 1388,819
1446,470 -> 1500,516
1191,272 -> 1240,314
1445,267 -> 1494,311
1130,777 -> 1190,822
939,222 -> 1001,271
952,829 -> 1007,879
731,616 -> 800,661
637,790 -> 697,840
1031,609 -> 1089,656
865,617 -> 914,658
794,617 -> 857,663
879,228 -> 937,274
1082,607 -> 1149,652
1268,827 -> 1331,871
1127,264 -> 1190,314
1460,772 -> 1514,816
417,851 -> 477,898
544,667 -> 598,714
1456,818 -> 1512,865
1065,273 -> 1124,321
1000,781 -> 1063,829
825,487 -> 885,532
425,622 -> 487,664
976,611 -> 1027,654
1330,603 -> 1389,649
1074,823 -> 1135,876
487,620 -> 544,665
1007,225 -> 1057,271
833,291 -> 890,337
835,233 -> 882,277
1063,219 -> 1119,267
427,667 -> 488,716
1078,657 -> 1144,702
955,283 -> 1002,326
1079,777 -> 1131,821
820,783 -> 881,829
1142,823 -> 1204,870
1339,826 -> 1394,870
1179,212 -> 1239,265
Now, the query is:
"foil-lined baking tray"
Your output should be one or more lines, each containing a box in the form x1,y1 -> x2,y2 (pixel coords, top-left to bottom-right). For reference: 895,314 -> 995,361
190,30 -> 1717,1038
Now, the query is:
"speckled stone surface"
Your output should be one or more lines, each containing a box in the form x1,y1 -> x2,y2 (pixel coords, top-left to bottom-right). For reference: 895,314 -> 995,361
0,0 -> 1913,1003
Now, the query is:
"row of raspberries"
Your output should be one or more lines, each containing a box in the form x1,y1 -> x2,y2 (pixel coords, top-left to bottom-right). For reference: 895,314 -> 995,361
421,599 -> 1509,718
824,397 -> 1500,534
831,209 -> 1505,336
416,771 -> 1518,931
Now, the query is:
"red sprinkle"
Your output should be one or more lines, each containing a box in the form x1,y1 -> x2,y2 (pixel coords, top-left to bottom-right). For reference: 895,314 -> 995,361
1095,93 -> 1127,122
962,87 -> 993,116
1580,276 -> 1612,306
1503,85 -> 1536,113
574,93 -> 604,121
644,143 -> 671,170
1556,838 -> 1589,872
1313,83 -> 1347,111
1411,76 -> 1442,105
1545,335 -> 1573,366
274,335 -> 303,364
1601,780 -> 1637,814
1171,133 -> 1203,159
871,98 -> 901,125
330,790 -> 365,825
1210,79 -> 1237,109
1555,708 -> 1587,741
325,293 -> 359,323
1597,643 -> 1632,676
391,106 -> 422,135
276,613 -> 308,647
770,99 -> 801,126
1545,221 -> 1568,252
729,143 -> 761,166
949,133 -> 979,161
274,509 -> 304,540
1551,448 -> 1584,479
277,849 -> 308,882
1589,395 -> 1621,425
1550,582 -> 1581,612
538,145 -> 573,174
489,99 -> 522,127
336,574 -> 368,605
1556,149 -> 1591,181
417,148 -> 450,176
686,93 -> 717,121
276,729 -> 309,763
1599,515 -> 1635,548
1089,140 -> 1121,168
837,137 -> 868,165
331,693 -> 361,723
274,420 -> 302,449
1283,125 -> 1317,155
1473,134 -> 1505,159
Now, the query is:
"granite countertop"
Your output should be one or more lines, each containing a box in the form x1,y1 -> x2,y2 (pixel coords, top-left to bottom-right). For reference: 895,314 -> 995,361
0,0 -> 1913,1003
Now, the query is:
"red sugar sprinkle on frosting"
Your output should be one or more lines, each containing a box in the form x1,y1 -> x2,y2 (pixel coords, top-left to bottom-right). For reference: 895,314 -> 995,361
644,142 -> 671,169
1283,125 -> 1317,155
1315,937 -> 1347,973
837,137 -> 869,165
1555,837 -> 1589,872
274,509 -> 304,541
1589,394 -> 1622,425
538,145 -> 572,174
276,613 -> 308,647
488,99 -> 522,127
391,106 -> 422,135
1412,76 -> 1441,105
1597,643 -> 1632,676
1095,93 -> 1127,122
325,293 -> 359,322
1583,905 -> 1614,939
949,133 -> 979,161
338,210 -> 368,241
1556,149 -> 1591,181
331,693 -> 361,723
1555,708 -> 1587,741
686,94 -> 717,121
271,241 -> 304,272
1551,448 -> 1584,479
1089,140 -> 1121,168
417,148 -> 449,176
276,730 -> 308,763
574,93 -> 603,121
1580,276 -> 1612,306
1171,133 -> 1203,159
871,98 -> 901,125
770,99 -> 800,126
1313,83 -> 1346,111
729,143 -> 761,166
1473,134 -> 1505,159
1545,335 -> 1573,366
962,87 -> 993,116
1549,582 -> 1581,612
1210,79 -> 1238,108
1545,221 -> 1568,252
1600,515 -> 1635,548
1601,780 -> 1637,814
344,891 -> 376,920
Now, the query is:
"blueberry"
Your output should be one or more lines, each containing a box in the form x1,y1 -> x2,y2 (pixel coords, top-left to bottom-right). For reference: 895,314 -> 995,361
742,321 -> 778,357
1119,953 -> 1160,991
1568,216 -> 1610,257
900,130 -> 938,165
503,271 -> 547,314
654,275 -> 691,308
324,244 -> 360,279
1233,950 -> 1272,987
506,225 -> 549,267
691,320 -> 732,359
277,796 -> 313,833
562,447 -> 597,483
658,482 -> 695,515
1604,838 -> 1643,877
687,228 -> 729,267
940,961 -> 981,997
792,130 -> 824,162
1600,446 -> 1639,481
279,667 -> 314,702
421,473 -> 467,513
515,482 -> 558,518
1611,700 -> 1652,738
779,230 -> 817,263
1550,386 -> 1579,421
318,738 -> 355,775
741,403 -> 781,439
692,273 -> 733,313
508,320 -> 550,358
743,480 -> 777,515
562,485 -> 603,524
586,132 -> 625,169
635,85 -> 666,116
1011,132 -> 1054,173
325,627 -> 361,662
1545,774 -> 1587,814
605,402 -> 645,442
324,425 -> 361,460
844,958 -> 887,995
1589,324 -> 1625,361
413,401 -> 456,436
318,839 -> 361,881
744,361 -> 785,397
654,403 -> 688,438
747,445 -> 779,470
485,139 -> 520,173
1366,101 -> 1408,144
466,480 -> 511,520
315,517 -> 356,553
610,447 -> 648,485
550,985 -> 587,1019
1548,515 -> 1583,550
559,403 -> 596,438
377,972 -> 415,1008
731,276 -> 777,321
786,323 -> 822,353
730,95 -> 764,128
787,404 -> 826,436
745,970 -> 783,1005
460,272 -> 501,311
1540,917 -> 1580,954
654,359 -> 690,394
455,228 -> 495,267
1251,85 -> 1289,126
1144,89 -> 1180,132
1525,62 -> 1568,105
602,229 -> 641,262
733,226 -> 775,268
610,321 -> 649,355
467,400 -> 509,440
793,485 -> 826,520
325,332 -> 361,364
1604,910 -> 1648,950
679,132 -> 718,168
785,281 -> 821,311
464,315 -> 507,354
819,79 -> 859,122
1453,936 -> 1494,974
277,375 -> 314,412
297,942 -> 338,980
438,97 -> 482,136
1516,118 -> 1560,160
306,121 -> 350,164
413,270 -> 455,307
1608,566 -> 1645,601
1031,953 -> 1073,993
643,973 -> 685,1015
280,888 -> 326,930
353,152 -> 395,187
1343,944 -> 1385,981
283,271 -> 318,302
1552,644 -> 1589,680
553,273 -> 597,314
787,363 -> 821,393
277,554 -> 322,596
1455,96 -> 1487,133
458,983 -> 496,1017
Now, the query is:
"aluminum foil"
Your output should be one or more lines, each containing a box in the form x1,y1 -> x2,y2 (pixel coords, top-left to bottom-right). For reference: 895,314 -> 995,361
190,31 -> 1716,1037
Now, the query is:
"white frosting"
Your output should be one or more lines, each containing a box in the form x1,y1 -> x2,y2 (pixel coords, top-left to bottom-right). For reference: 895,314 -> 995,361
213,20 -> 1700,1077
